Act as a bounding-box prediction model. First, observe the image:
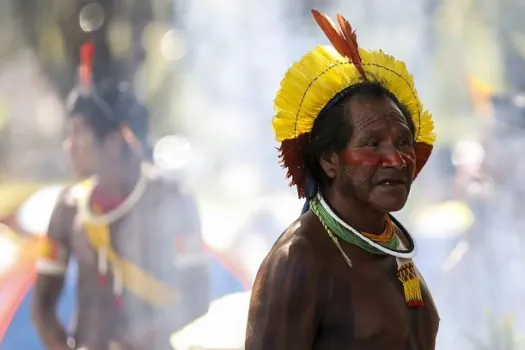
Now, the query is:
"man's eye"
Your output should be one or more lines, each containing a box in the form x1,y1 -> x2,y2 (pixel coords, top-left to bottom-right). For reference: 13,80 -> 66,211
364,139 -> 379,147
398,138 -> 412,147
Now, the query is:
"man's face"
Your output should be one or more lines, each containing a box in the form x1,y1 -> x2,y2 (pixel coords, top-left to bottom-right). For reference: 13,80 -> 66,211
329,95 -> 416,212
64,115 -> 95,178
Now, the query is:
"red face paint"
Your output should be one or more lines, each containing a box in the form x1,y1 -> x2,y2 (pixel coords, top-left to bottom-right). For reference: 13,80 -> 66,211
342,147 -> 415,169
403,149 -> 416,165
342,149 -> 381,167
381,148 -> 405,167
402,149 -> 416,179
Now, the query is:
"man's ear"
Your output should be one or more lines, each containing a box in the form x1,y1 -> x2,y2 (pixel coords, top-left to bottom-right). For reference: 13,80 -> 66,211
319,150 -> 341,180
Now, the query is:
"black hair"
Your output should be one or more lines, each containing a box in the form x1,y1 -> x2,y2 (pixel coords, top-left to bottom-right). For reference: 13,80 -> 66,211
303,81 -> 415,193
67,83 -> 149,143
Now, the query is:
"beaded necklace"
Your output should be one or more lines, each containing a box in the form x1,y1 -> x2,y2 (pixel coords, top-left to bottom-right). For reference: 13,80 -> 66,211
310,198 -> 399,255
310,193 -> 424,308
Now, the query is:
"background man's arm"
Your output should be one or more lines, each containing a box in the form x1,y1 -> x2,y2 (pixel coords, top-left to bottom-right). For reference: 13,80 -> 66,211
245,239 -> 320,350
31,191 -> 74,350
32,276 -> 68,349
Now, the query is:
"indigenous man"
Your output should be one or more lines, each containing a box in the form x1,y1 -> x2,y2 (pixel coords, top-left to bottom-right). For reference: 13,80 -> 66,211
31,43 -> 209,350
246,10 -> 439,350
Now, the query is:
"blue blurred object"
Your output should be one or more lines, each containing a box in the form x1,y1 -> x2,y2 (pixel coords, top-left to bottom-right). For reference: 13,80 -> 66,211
0,255 -> 245,349
1,263 -> 77,350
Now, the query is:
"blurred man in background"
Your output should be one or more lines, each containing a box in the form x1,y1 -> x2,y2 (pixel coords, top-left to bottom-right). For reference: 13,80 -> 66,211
31,67 -> 209,349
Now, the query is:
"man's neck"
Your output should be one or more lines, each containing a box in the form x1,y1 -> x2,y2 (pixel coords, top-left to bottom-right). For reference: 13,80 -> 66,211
322,188 -> 386,235
95,159 -> 142,197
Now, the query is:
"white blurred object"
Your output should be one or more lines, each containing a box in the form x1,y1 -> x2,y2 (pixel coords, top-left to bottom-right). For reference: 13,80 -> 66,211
0,224 -> 21,272
16,185 -> 63,236
170,291 -> 251,350
451,140 -> 485,169
192,107 -> 258,156
412,200 -> 475,238
442,240 -> 470,273
153,135 -> 193,171
79,2 -> 105,33
252,192 -> 302,231
199,198 -> 251,251
161,29 -> 187,61
218,164 -> 263,200
235,234 -> 269,280
514,93 -> 525,108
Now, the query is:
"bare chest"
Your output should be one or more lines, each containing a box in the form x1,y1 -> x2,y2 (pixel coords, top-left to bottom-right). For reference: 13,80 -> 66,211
318,257 -> 438,350
69,207 -> 153,269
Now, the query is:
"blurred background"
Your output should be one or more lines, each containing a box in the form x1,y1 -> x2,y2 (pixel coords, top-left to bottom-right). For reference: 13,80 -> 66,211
0,0 -> 525,349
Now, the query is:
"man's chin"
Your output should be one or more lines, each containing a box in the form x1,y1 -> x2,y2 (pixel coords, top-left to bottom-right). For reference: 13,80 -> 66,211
382,203 -> 406,213
369,190 -> 409,213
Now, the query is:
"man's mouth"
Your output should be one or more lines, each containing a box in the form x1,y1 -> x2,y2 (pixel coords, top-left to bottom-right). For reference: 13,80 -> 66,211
376,179 -> 406,186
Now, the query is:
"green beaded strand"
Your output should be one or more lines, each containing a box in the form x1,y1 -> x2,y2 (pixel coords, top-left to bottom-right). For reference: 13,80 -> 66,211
310,198 -> 399,255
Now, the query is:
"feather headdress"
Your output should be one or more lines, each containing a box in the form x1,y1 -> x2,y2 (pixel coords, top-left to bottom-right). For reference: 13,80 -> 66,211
273,10 -> 436,197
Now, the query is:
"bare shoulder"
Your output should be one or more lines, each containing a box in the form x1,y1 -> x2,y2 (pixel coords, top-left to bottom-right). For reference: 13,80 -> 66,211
35,185 -> 81,283
246,211 -> 327,350
47,184 -> 82,236
268,210 -> 332,258
269,219 -> 312,258
248,212 -> 329,343
255,211 -> 329,286
251,216 -> 324,300
56,183 -> 82,210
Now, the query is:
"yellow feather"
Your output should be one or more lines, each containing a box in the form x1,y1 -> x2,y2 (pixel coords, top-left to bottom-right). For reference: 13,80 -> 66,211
272,45 -> 436,146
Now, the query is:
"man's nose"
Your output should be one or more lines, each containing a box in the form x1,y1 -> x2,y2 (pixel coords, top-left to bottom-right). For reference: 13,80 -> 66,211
380,145 -> 405,169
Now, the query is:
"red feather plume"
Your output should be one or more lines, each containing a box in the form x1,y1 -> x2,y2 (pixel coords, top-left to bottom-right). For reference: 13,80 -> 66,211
413,142 -> 433,179
79,41 -> 95,90
311,9 -> 366,78
278,134 -> 310,198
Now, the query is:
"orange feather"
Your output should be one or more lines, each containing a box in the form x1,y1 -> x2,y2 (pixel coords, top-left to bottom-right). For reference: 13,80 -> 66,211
336,14 -> 366,77
311,9 -> 366,79
311,9 -> 352,59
